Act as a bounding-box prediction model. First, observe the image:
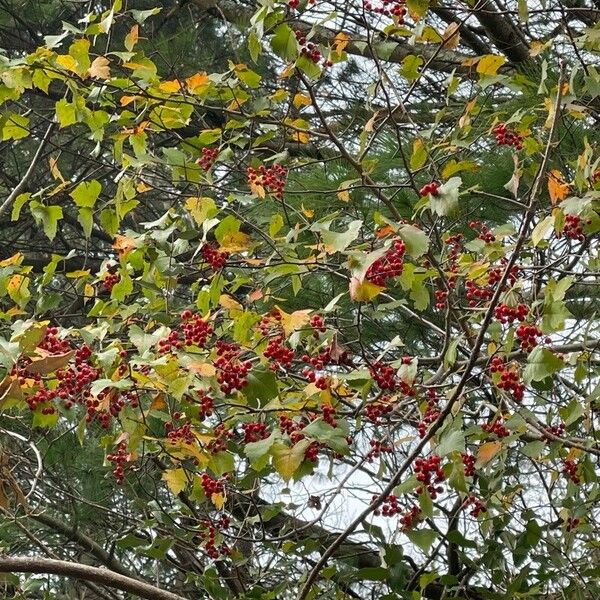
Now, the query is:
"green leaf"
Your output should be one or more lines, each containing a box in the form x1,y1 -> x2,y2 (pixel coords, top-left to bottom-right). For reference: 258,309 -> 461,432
523,347 -> 564,383
70,180 -> 101,207
410,138 -> 427,169
397,224 -> 429,258
438,428 -> 465,456
56,99 -> 78,127
271,24 -> 299,61
406,528 -> 437,553
29,201 -> 63,241
245,431 -> 276,470
11,192 -> 30,221
1,112 -> 29,140
429,177 -> 461,216
244,367 -> 278,405
401,55 -> 424,81
302,419 -> 349,453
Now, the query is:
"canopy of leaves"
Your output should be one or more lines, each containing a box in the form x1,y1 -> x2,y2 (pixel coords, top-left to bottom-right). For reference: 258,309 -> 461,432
0,1 -> 599,600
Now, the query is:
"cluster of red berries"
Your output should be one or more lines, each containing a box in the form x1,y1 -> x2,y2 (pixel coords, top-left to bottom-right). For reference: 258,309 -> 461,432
157,331 -> 183,354
419,181 -> 440,197
561,214 -> 588,241
288,0 -> 316,8
465,279 -> 494,307
414,455 -> 445,499
247,164 -> 288,199
264,336 -> 295,370
365,239 -> 407,287
492,123 -> 523,150
369,363 -> 397,391
463,495 -> 487,518
195,392 -> 214,420
198,515 -> 231,559
321,403 -> 337,427
293,31 -> 333,67
461,452 -> 476,477
201,243 -> 229,270
39,326 -> 70,353
197,147 -> 219,171
372,493 -> 401,517
367,438 -> 393,462
310,314 -> 326,337
490,358 -> 525,402
242,421 -> 270,443
365,398 -> 394,423
215,341 -> 252,394
279,415 -> 303,437
418,390 -> 440,438
302,367 -> 329,389
181,310 -> 214,347
363,0 -> 406,20
469,220 -> 496,244
434,289 -> 448,310
566,516 -> 580,531
542,422 -> 565,441
107,442 -> 129,485
201,473 -> 225,497
304,440 -> 323,461
166,419 -> 195,445
494,303 -> 528,324
102,272 -> 120,292
516,323 -> 542,352
563,459 -> 580,484
400,505 -> 421,529
207,424 -> 235,454
482,419 -> 509,438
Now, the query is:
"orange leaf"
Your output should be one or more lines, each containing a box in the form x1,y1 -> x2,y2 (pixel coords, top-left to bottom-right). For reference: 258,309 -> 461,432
113,235 -> 137,257
25,351 -> 75,375
334,32 -> 350,56
548,170 -> 570,204
186,72 -> 210,93
476,441 -> 502,468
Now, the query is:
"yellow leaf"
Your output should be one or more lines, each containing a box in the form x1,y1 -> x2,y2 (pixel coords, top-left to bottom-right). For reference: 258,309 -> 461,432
56,54 -> 78,74
124,24 -> 139,52
442,22 -> 460,49
0,253 -> 23,267
120,95 -> 140,106
159,79 -> 181,93
227,97 -> 248,111
301,205 -> 314,218
272,441 -> 310,481
293,93 -> 311,108
349,277 -> 384,302
276,307 -> 311,336
249,180 -> 266,198
7,275 -> 28,304
186,72 -> 210,93
476,54 -> 506,76
211,491 -> 226,510
333,32 -> 350,55
88,56 -> 111,80
548,170 -> 570,205
83,283 -> 95,304
185,197 -> 217,225
136,181 -> 152,193
219,294 -> 243,312
476,441 -> 502,468
292,130 -> 310,144
219,231 -> 250,253
66,270 -> 90,278
162,468 -> 187,495
49,156 -> 65,182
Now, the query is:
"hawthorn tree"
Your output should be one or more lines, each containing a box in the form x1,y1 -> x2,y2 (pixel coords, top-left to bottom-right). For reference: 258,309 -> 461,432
0,0 -> 599,599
